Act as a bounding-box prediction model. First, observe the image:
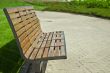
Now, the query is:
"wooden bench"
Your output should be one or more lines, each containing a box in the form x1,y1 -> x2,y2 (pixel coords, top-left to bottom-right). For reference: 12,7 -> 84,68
3,6 -> 67,73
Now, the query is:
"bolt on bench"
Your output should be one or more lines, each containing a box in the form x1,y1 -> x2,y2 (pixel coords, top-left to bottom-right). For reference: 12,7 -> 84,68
3,6 -> 67,73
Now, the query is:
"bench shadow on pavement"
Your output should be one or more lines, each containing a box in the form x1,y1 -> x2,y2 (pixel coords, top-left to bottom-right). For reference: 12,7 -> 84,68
0,39 -> 23,73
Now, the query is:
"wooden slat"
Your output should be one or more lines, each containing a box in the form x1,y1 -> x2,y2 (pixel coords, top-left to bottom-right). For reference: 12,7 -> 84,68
51,40 -> 55,46
56,34 -> 64,39
48,32 -> 53,41
12,17 -> 22,25
35,41 -> 42,49
29,48 -> 38,59
25,23 -> 32,31
20,19 -> 30,26
42,48 -> 49,58
32,24 -> 39,30
17,7 -> 26,11
54,46 -> 60,56
16,27 -> 26,37
60,46 -> 66,57
38,34 -> 46,42
23,42 -> 31,53
26,26 -> 34,35
14,22 -> 25,31
7,8 -> 18,13
27,16 -> 36,23
36,48 -> 44,59
44,33 -> 50,41
41,41 -> 46,48
48,47 -> 54,57
45,41 -> 51,48
55,39 -> 64,46
21,37 -> 30,48
19,32 -> 27,42
10,13 -> 20,19
52,34 -> 64,40
19,11 -> 27,16
26,10 -> 35,14
21,15 -> 28,21
25,46 -> 34,58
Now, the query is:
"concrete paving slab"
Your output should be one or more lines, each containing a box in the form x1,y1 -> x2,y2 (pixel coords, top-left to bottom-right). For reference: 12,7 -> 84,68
36,11 -> 110,73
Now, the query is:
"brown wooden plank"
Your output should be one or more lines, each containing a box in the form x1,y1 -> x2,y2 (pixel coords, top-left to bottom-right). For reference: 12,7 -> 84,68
38,34 -> 46,42
7,8 -> 18,13
32,23 -> 39,30
52,33 -> 56,40
29,28 -> 39,43
26,27 -> 34,35
23,42 -> 31,53
21,15 -> 28,21
52,33 -> 64,40
19,32 -> 27,42
29,48 -> 38,60
44,33 -> 50,41
20,19 -> 30,26
32,33 -> 42,47
21,37 -> 30,49
34,29 -> 42,39
26,10 -> 35,14
36,48 -> 44,59
45,41 -> 51,48
48,47 -> 54,57
16,27 -> 26,37
10,13 -> 20,19
30,35 -> 36,44
54,46 -> 60,56
48,32 -> 53,41
35,41 -> 42,49
14,22 -> 25,31
25,46 -> 34,58
41,41 -> 47,48
42,48 -> 49,58
12,18 -> 22,25
60,46 -> 66,57
17,7 -> 25,11
56,34 -> 64,39
25,23 -> 32,31
28,31 -> 35,40
19,11 -> 27,16
51,40 -> 55,46
55,39 -> 64,46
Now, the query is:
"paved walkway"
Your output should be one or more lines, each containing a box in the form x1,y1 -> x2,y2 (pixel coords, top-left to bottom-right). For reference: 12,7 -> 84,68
36,11 -> 110,73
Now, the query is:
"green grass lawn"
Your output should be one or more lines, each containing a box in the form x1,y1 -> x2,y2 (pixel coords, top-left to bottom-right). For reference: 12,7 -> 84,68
0,1 -> 30,73
0,0 -> 110,73
39,2 -> 110,19
0,1 -> 47,73
0,8 -> 23,73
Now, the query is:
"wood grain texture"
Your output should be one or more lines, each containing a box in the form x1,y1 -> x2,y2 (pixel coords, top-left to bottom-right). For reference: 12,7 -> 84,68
4,6 -> 67,61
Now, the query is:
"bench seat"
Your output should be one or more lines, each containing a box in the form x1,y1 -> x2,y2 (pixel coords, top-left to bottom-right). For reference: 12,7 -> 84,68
3,6 -> 67,61
25,31 -> 66,60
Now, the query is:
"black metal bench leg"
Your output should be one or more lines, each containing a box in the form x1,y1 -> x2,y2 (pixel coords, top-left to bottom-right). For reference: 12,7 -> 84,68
41,61 -> 48,73
29,61 -> 41,73
28,60 -> 48,73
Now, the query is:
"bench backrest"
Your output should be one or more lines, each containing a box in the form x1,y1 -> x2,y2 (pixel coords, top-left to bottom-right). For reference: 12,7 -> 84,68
4,6 -> 42,59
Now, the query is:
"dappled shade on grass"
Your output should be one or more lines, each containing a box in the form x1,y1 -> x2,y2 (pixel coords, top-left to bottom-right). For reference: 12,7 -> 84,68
0,40 -> 23,73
